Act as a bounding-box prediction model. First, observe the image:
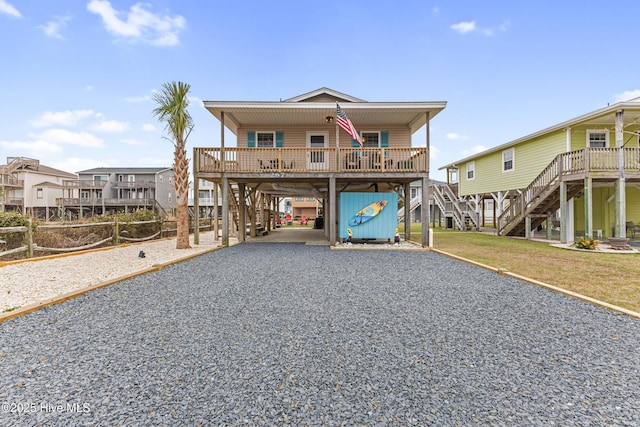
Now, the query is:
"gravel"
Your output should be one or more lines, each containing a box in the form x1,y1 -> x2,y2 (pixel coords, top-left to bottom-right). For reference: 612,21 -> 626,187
1,242 -> 639,426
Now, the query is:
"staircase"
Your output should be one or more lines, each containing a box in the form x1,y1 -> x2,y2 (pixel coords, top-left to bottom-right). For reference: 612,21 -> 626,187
432,183 -> 478,230
497,154 -> 583,236
397,195 -> 422,222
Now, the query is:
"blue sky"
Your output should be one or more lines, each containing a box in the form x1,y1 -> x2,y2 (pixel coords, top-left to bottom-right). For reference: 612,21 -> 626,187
1,0 -> 639,182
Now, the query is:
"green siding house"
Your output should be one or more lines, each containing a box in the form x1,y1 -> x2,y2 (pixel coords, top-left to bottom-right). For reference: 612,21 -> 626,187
438,99 -> 640,243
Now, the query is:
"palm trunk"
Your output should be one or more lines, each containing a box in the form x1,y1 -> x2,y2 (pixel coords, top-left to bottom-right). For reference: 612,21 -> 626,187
174,142 -> 191,249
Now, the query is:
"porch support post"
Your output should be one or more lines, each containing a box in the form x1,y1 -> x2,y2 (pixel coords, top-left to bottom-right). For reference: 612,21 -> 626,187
525,216 -> 532,240
559,181 -> 568,244
193,156 -> 200,244
614,110 -> 626,238
329,175 -> 336,246
584,177 -> 593,238
546,212 -> 553,240
238,183 -> 246,242
220,111 -> 225,173
421,176 -> 430,247
213,182 -> 219,240
221,176 -> 229,247
404,182 -> 411,242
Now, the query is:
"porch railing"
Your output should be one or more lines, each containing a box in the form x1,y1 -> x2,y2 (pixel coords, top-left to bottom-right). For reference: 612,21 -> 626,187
195,147 -> 428,173
497,147 -> 640,235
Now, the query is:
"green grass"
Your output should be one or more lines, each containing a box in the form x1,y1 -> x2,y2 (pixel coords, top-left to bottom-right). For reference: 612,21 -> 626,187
400,224 -> 640,313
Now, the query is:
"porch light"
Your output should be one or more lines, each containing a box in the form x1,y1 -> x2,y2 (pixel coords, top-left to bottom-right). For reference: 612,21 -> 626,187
325,115 -> 334,123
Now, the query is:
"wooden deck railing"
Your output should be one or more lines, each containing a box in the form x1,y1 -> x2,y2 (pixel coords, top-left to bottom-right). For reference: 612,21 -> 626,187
195,147 -> 428,173
498,147 -> 640,234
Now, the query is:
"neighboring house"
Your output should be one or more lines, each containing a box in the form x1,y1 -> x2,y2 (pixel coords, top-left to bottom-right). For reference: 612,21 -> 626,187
67,167 -> 175,218
189,178 -> 221,218
439,99 -> 640,242
291,197 -> 321,220
194,87 -> 446,246
0,157 -> 77,220
398,179 -> 445,225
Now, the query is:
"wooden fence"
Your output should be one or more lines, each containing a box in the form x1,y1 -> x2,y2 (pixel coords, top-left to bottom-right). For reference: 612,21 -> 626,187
0,218 -> 214,261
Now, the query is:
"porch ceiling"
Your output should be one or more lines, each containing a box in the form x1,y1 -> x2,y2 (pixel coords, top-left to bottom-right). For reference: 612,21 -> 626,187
202,101 -> 447,135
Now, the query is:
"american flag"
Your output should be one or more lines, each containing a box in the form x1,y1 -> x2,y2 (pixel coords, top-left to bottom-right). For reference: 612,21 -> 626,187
336,104 -> 362,146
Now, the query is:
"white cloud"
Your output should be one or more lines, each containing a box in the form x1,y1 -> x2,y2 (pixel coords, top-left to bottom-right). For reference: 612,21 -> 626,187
613,89 -> 640,103
0,139 -> 62,155
125,95 -> 150,102
87,0 -> 186,46
40,15 -> 72,39
53,157 -> 108,173
429,145 -> 439,159
29,129 -> 104,147
91,120 -> 130,133
462,145 -> 488,156
31,109 -> 96,127
121,138 -> 148,146
0,0 -> 20,18
451,19 -> 510,36
451,21 -> 476,34
446,133 -> 469,140
141,123 -> 156,131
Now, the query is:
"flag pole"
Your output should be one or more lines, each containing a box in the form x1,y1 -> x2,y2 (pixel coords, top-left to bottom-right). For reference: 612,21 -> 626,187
335,103 -> 340,171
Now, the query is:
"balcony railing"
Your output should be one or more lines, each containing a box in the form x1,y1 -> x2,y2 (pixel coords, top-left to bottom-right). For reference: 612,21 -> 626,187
0,174 -> 22,186
112,181 -> 157,189
63,180 -> 107,188
56,198 -> 156,206
195,147 -> 428,174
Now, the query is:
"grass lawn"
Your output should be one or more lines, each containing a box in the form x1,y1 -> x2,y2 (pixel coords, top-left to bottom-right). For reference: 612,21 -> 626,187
401,224 -> 640,313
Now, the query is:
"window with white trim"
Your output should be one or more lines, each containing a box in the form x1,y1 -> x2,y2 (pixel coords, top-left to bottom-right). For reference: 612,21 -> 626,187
466,161 -> 475,180
586,129 -> 609,148
362,132 -> 380,148
93,175 -> 108,182
37,188 -> 43,199
502,148 -> 514,172
257,132 -> 275,148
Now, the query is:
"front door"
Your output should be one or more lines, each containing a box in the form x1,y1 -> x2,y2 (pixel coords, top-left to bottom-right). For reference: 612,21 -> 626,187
307,132 -> 328,170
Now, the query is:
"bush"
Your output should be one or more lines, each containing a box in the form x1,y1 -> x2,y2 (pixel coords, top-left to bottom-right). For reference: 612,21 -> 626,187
575,237 -> 600,250
0,211 -> 28,227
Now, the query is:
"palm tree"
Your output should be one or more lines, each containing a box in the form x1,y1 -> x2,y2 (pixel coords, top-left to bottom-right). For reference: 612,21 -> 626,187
152,81 -> 193,249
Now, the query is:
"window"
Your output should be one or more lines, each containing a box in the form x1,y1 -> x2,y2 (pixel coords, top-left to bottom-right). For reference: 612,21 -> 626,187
502,149 -> 514,172
159,175 -> 164,183
295,197 -> 304,201
168,193 -> 172,202
467,161 -> 475,180
410,188 -> 418,199
257,132 -> 275,148
94,175 -> 108,182
587,129 -> 609,148
362,132 -> 379,148
449,169 -> 458,184
37,188 -> 43,199
307,197 -> 315,201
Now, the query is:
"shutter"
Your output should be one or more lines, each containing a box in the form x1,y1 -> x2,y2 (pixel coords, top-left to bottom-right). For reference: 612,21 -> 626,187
381,131 -> 389,148
247,131 -> 256,148
276,131 -> 284,148
352,132 -> 361,148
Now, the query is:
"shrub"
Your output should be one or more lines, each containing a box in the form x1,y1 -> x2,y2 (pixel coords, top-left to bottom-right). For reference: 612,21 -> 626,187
575,237 -> 600,250
0,211 -> 28,227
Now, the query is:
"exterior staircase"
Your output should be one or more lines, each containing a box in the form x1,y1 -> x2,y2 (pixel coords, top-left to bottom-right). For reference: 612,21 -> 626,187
397,195 -> 422,222
497,154 -> 583,236
432,183 -> 478,230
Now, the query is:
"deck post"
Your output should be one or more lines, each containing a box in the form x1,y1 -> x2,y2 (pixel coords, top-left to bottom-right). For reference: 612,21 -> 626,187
329,175 -> 336,246
213,182 -> 219,240
238,183 -> 246,242
583,177 -> 592,238
614,110 -> 626,238
404,182 -> 411,242
193,151 -> 200,244
221,176 -> 229,247
421,176 -> 430,247
546,212 -> 553,240
559,181 -> 568,244
525,216 -> 532,239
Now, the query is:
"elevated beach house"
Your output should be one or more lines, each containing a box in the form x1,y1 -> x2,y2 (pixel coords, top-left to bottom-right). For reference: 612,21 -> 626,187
193,87 -> 446,247
438,99 -> 640,243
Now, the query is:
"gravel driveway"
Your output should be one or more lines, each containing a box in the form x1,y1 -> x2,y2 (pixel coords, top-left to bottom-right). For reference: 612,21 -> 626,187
1,242 -> 639,426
